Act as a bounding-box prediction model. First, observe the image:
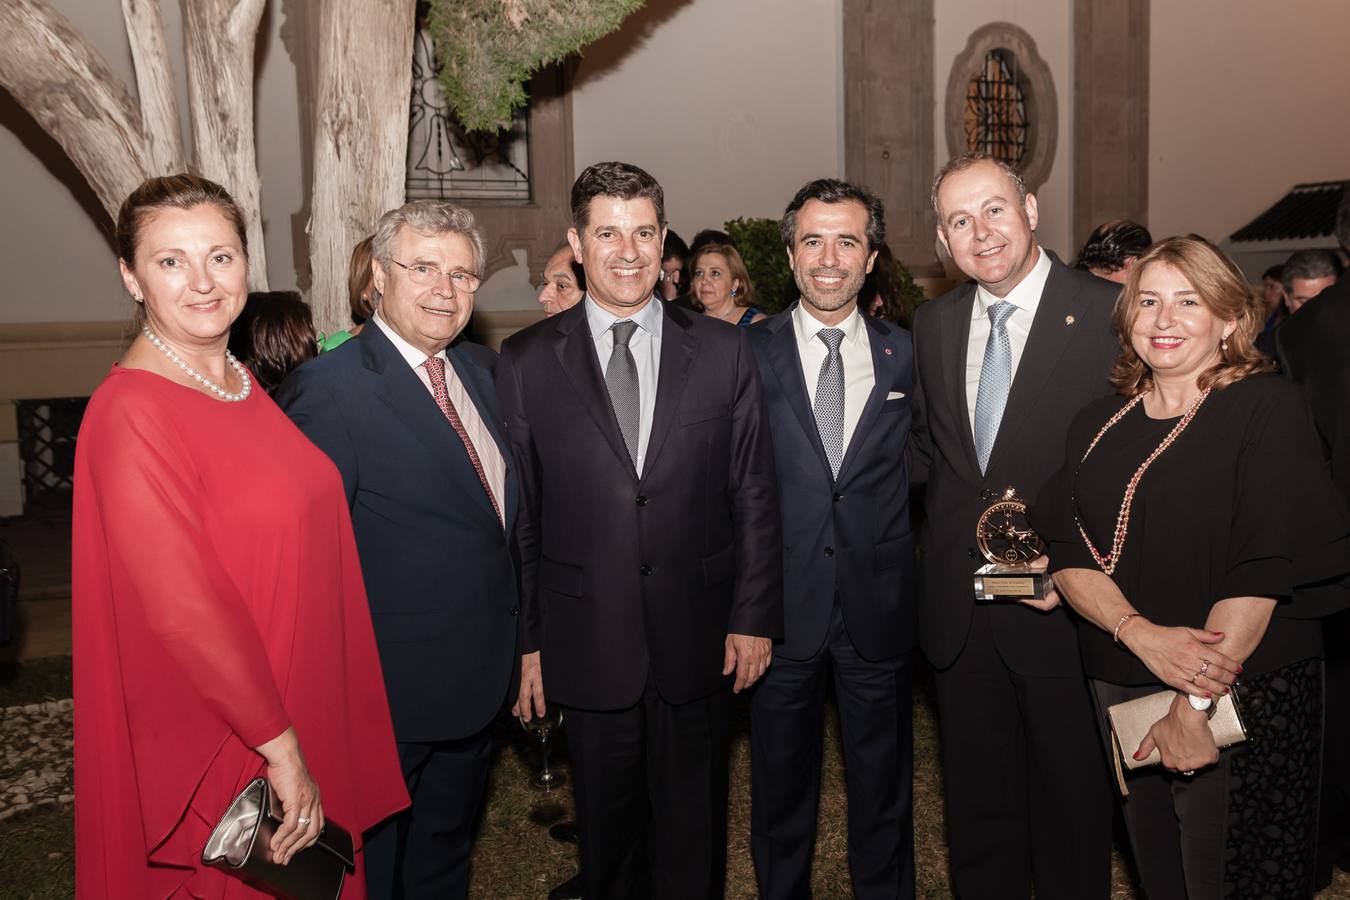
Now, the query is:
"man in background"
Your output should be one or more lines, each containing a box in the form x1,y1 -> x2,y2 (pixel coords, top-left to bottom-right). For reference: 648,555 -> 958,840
1277,189 -> 1350,890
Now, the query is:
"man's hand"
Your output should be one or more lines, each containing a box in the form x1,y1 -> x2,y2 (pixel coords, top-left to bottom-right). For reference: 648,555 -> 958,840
513,651 -> 545,721
1016,555 -> 1061,611
723,634 -> 772,693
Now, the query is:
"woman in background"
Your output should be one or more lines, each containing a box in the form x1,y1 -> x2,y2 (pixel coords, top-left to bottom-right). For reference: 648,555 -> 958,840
73,174 -> 407,898
317,234 -> 376,351
229,290 -> 318,393
691,241 -> 764,326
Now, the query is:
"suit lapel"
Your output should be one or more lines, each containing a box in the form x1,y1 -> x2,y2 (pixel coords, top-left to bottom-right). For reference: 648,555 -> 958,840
447,345 -> 517,532
939,284 -> 982,478
765,308 -> 833,477
985,258 -> 1086,473
360,327 -> 500,524
837,316 -> 901,483
552,303 -> 639,479
640,303 -> 697,480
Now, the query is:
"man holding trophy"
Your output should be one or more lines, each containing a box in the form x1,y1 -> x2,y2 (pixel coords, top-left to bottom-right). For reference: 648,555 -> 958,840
908,154 -> 1118,900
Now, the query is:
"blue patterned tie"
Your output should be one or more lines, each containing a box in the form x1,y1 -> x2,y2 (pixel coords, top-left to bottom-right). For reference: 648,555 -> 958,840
813,327 -> 846,478
974,301 -> 1015,473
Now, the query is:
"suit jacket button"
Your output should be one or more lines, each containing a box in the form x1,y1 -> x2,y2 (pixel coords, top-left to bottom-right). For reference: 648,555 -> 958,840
636,495 -> 648,506
832,492 -> 843,503
509,606 -> 519,616
641,565 -> 654,576
823,547 -> 834,558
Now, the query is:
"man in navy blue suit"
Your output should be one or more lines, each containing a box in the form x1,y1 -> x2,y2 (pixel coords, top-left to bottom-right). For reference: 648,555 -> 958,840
275,201 -> 518,900
747,179 -> 917,899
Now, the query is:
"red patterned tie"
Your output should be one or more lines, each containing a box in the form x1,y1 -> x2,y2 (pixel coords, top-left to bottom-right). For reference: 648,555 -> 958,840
423,356 -> 503,525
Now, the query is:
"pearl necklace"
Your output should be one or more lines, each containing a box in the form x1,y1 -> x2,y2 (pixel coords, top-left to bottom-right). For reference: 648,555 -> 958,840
1074,387 -> 1212,575
141,326 -> 252,402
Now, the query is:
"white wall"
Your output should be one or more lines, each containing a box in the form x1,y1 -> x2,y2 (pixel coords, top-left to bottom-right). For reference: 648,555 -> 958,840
1149,0 -> 1350,247
476,0 -> 844,311
0,0 -> 305,324
934,0 -> 1074,260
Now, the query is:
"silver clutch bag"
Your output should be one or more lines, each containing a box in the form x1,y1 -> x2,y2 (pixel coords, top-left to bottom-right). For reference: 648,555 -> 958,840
202,777 -> 355,900
1106,689 -> 1248,795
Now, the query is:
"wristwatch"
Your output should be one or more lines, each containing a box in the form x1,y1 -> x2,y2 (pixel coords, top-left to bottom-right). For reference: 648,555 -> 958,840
1187,694 -> 1218,719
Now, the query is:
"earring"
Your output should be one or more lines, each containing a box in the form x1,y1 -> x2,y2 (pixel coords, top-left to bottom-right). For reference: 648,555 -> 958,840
730,288 -> 738,298
1221,336 -> 1229,352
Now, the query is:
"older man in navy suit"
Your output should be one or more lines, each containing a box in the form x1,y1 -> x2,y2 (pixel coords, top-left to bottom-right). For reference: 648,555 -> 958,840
275,201 -> 518,900
748,179 -> 917,899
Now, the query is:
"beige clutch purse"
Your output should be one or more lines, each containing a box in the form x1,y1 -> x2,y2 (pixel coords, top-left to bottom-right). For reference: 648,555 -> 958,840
1106,689 -> 1248,795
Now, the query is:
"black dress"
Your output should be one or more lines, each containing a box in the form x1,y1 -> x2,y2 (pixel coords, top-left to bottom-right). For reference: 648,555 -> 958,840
1034,373 -> 1350,900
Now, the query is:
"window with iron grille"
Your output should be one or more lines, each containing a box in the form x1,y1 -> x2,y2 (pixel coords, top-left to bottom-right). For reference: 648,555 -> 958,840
406,27 -> 532,204
965,50 -> 1027,166
944,23 -> 1057,194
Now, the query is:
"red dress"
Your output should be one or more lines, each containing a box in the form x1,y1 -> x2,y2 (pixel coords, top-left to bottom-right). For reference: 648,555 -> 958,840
72,366 -> 409,898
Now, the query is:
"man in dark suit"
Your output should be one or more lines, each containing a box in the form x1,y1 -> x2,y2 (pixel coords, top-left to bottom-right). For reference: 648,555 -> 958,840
747,179 -> 916,899
1277,192 -> 1350,887
275,201 -> 517,900
910,153 -> 1116,899
496,161 -> 782,900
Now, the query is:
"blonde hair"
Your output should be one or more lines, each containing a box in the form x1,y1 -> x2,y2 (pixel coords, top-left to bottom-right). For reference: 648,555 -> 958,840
1110,235 -> 1272,397
691,243 -> 756,309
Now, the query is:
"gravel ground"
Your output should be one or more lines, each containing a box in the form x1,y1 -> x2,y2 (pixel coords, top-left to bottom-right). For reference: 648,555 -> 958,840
0,699 -> 74,823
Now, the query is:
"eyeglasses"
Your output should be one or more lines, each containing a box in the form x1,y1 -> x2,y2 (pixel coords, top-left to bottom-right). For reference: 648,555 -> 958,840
389,259 -> 481,292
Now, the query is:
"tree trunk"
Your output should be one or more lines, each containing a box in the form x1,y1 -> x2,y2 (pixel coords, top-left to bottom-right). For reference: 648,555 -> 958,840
182,0 -> 269,290
0,0 -> 149,219
121,0 -> 185,175
307,0 -> 416,333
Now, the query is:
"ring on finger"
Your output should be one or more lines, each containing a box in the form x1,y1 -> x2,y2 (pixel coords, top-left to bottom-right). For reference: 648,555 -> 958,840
1199,659 -> 1210,676
297,816 -> 312,826
1192,670 -> 1203,684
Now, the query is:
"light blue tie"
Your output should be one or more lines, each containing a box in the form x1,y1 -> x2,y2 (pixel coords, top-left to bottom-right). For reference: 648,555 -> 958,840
813,327 -> 846,478
974,301 -> 1015,473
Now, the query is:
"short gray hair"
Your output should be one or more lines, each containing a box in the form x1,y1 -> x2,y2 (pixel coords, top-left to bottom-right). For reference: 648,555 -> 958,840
1282,248 -> 1344,292
372,200 -> 486,277
930,153 -> 1028,225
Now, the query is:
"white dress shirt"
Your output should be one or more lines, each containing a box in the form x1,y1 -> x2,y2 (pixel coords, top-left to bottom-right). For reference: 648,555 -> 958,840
585,294 -> 664,476
965,248 -> 1052,435
373,312 -> 507,522
793,302 -> 875,461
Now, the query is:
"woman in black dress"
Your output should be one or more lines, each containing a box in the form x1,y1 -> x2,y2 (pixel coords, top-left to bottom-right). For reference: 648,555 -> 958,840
1035,236 -> 1350,899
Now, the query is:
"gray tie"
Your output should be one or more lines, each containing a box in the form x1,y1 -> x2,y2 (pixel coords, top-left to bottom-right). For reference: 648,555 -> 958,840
813,327 -> 846,478
605,320 -> 640,465
974,301 -> 1016,473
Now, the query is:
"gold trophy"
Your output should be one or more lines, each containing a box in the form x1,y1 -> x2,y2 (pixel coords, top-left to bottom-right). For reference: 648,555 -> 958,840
972,487 -> 1053,601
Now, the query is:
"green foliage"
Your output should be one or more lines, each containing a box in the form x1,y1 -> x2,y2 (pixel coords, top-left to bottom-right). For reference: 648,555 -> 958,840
891,259 -> 929,329
725,217 -> 793,314
426,0 -> 644,133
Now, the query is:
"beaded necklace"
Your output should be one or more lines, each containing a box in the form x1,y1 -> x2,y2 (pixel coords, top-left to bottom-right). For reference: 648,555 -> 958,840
1074,387 -> 1212,575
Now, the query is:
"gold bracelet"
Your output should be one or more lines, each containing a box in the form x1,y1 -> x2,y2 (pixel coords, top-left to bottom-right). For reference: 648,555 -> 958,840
1113,612 -> 1139,645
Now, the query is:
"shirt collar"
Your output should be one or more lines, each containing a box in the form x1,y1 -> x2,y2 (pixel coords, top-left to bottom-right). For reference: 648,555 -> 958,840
584,293 -> 664,339
974,246 -> 1052,318
792,301 -> 865,347
373,310 -> 446,368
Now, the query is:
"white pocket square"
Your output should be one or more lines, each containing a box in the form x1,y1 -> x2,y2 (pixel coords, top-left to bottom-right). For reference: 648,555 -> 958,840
886,391 -> 906,400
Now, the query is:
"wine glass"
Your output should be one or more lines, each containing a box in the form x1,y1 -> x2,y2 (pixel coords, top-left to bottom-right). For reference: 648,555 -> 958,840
519,706 -> 566,791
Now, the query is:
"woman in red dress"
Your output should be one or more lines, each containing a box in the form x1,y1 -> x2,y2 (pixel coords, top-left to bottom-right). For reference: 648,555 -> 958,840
72,174 -> 408,898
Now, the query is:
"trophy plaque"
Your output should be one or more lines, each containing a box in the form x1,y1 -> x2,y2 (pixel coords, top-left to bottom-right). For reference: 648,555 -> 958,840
972,487 -> 1054,601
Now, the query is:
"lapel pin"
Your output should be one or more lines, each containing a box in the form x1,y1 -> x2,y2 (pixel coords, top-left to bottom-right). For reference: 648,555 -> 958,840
883,347 -> 893,356
1065,315 -> 1076,326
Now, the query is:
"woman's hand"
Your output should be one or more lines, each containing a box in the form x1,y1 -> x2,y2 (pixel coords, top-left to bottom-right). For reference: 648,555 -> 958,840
256,727 -> 325,865
1134,693 -> 1221,774
1120,618 -> 1241,698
